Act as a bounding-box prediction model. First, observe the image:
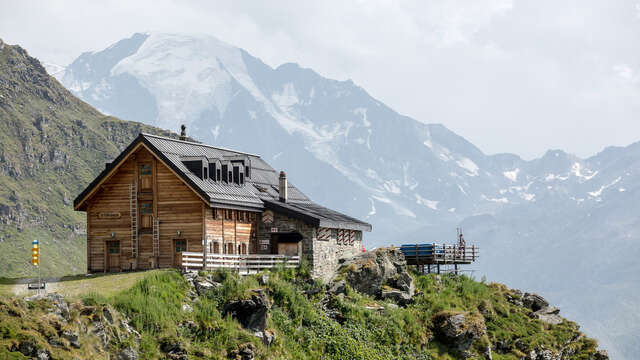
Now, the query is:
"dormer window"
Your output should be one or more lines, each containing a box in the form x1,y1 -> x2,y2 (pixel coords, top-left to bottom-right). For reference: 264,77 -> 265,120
181,156 -> 207,180
221,164 -> 228,182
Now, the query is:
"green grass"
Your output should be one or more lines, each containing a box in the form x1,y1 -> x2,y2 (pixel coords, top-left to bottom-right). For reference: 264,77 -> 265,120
0,268 -> 604,359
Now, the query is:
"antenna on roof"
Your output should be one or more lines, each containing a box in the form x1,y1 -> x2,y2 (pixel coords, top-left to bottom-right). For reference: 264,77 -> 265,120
179,125 -> 187,141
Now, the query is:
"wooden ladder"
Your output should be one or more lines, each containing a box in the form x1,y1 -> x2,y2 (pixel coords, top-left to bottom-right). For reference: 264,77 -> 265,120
129,183 -> 138,258
152,216 -> 159,258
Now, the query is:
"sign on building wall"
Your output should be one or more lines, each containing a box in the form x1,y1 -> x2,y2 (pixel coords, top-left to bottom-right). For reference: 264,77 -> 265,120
262,210 -> 274,224
99,212 -> 121,219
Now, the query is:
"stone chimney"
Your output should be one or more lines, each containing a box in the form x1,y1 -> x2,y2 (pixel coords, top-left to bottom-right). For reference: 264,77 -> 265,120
179,124 -> 187,141
279,171 -> 288,203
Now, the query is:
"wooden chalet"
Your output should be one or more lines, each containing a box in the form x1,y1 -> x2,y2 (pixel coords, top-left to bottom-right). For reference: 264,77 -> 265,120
74,131 -> 371,280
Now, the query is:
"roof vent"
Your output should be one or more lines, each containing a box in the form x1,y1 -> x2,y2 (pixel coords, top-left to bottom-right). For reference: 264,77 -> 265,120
179,124 -> 187,141
279,171 -> 288,203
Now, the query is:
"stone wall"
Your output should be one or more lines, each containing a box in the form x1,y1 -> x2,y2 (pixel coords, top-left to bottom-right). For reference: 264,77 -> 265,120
256,209 -> 363,282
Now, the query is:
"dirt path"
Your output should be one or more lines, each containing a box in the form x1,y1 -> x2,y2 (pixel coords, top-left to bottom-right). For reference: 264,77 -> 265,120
11,278 -> 60,297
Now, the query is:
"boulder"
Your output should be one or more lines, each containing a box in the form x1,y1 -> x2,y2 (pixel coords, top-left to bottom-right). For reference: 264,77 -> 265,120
222,290 -> 270,333
523,293 -> 549,312
228,343 -> 255,360
333,248 -> 415,305
532,306 -> 563,325
117,346 -> 139,360
181,303 -> 194,313
257,274 -> 269,286
327,280 -> 346,296
592,350 -> 609,360
160,339 -> 187,360
433,311 -> 487,356
61,330 -> 80,348
194,279 -> 221,297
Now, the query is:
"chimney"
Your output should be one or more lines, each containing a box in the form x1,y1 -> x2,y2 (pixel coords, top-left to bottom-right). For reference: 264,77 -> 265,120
179,124 -> 187,141
279,171 -> 288,203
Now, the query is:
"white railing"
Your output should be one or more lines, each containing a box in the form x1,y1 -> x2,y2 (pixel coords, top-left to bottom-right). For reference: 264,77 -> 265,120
181,252 -> 300,274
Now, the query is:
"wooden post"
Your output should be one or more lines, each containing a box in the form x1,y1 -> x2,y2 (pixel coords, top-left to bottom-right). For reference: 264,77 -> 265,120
437,264 -> 440,274
454,264 -> 458,275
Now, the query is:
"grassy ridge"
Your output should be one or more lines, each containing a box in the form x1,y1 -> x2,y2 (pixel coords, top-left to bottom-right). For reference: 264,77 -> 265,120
0,268 -> 601,359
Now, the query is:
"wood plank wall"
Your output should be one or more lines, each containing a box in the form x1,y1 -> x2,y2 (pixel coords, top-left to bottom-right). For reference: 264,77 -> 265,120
204,209 -> 258,254
85,147 -> 205,272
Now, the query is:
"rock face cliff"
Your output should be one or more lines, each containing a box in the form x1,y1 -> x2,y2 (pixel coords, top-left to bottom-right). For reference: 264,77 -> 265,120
0,39 -> 176,277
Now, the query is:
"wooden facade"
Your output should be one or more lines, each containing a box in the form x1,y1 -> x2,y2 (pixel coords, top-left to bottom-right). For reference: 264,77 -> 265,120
80,145 -> 261,272
75,133 -> 371,276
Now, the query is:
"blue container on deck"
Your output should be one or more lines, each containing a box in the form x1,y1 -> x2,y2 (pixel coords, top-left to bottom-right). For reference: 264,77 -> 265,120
400,243 -> 443,257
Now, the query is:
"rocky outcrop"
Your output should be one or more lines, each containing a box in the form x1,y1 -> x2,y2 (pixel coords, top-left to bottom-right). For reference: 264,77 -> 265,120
432,311 -> 487,357
331,248 -> 415,306
222,289 -> 274,345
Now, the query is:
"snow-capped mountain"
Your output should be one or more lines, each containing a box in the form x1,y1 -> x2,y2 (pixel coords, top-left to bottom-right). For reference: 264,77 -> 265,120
61,32 -> 639,359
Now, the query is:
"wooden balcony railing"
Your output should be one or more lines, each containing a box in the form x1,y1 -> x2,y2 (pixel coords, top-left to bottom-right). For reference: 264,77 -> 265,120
181,252 -> 300,274
400,244 -> 479,265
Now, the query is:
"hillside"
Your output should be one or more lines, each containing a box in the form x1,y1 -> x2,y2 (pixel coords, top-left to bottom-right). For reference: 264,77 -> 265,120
0,251 -> 608,360
58,32 -> 640,359
0,38 -> 177,278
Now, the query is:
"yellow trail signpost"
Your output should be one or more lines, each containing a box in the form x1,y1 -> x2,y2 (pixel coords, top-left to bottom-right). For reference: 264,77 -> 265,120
30,239 -> 43,294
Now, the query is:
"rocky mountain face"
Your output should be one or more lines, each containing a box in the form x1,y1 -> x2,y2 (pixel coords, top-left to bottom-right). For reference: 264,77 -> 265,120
58,32 -> 640,359
0,38 -> 177,278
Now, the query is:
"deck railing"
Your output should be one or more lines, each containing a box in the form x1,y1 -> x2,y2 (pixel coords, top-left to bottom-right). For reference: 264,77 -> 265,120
400,244 -> 479,265
181,252 -> 300,274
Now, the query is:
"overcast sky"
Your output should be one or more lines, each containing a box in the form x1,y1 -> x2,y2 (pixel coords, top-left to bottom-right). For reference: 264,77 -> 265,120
1,0 -> 639,159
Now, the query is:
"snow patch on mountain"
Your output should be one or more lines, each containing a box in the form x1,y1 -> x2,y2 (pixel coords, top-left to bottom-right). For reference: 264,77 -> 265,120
456,158 -> 479,176
415,194 -> 439,210
503,168 -> 519,182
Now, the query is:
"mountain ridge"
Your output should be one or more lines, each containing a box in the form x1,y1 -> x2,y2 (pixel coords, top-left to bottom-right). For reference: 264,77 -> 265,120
56,32 -> 640,359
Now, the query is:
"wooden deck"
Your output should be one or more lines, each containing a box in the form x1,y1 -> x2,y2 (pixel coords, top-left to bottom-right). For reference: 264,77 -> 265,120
181,252 -> 299,274
400,244 -> 479,274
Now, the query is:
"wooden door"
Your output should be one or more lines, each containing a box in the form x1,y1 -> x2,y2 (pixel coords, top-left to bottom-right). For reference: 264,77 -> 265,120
140,202 -> 153,230
107,241 -> 120,271
139,163 -> 153,192
173,239 -> 187,267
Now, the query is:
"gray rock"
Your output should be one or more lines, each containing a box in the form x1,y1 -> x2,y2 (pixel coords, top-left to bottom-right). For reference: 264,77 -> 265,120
36,348 -> 50,360
229,343 -> 255,360
195,279 -> 220,297
380,288 -> 413,306
532,306 -> 563,325
223,290 -> 270,333
181,303 -> 193,313
257,274 -> 270,286
433,312 -> 487,356
118,346 -> 139,360
102,306 -> 114,324
17,341 -> 37,357
592,350 -> 609,360
61,330 -> 80,348
328,280 -> 346,296
334,248 -> 415,305
523,293 -> 549,312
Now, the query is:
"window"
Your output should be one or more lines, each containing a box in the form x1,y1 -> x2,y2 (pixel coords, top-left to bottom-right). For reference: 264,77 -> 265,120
225,209 -> 233,220
108,241 -> 120,254
140,203 -> 153,214
209,163 -> 216,181
214,208 -> 222,220
221,164 -> 228,182
237,211 -> 245,222
213,242 -> 220,254
203,166 -> 208,180
233,165 -> 240,185
175,239 -> 187,252
331,229 -> 338,241
228,171 -> 233,183
240,173 -> 244,185
245,166 -> 250,179
140,164 -> 152,175
217,169 -> 221,181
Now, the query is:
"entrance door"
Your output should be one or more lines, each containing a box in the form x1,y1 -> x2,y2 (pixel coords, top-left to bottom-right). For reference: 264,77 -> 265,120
272,233 -> 302,256
173,239 -> 187,267
107,241 -> 120,271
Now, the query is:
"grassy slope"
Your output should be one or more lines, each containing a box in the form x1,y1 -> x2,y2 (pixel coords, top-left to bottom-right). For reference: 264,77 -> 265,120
0,40 -> 176,278
1,269 -> 603,360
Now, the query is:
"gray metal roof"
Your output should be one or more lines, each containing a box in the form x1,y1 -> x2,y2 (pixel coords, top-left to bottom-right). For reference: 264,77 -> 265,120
141,133 -> 371,231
